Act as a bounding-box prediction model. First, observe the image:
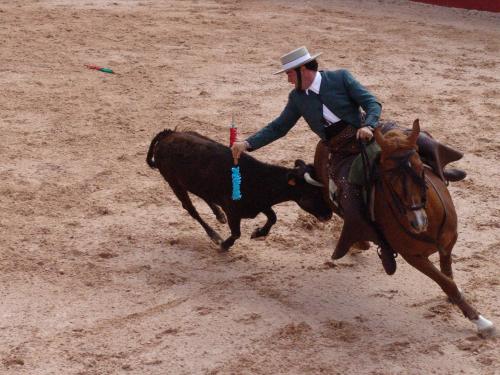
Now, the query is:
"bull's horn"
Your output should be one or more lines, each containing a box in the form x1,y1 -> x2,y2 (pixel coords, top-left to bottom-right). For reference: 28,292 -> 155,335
304,172 -> 324,187
408,119 -> 420,145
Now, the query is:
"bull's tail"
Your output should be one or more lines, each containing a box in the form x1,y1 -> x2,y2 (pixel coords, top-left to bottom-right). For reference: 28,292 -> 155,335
146,129 -> 174,169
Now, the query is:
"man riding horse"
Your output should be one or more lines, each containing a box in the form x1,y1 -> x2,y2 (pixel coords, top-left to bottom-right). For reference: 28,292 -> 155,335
231,46 -> 465,275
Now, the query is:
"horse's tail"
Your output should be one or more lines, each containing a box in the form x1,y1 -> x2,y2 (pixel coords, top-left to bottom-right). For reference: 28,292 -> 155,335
146,129 -> 175,169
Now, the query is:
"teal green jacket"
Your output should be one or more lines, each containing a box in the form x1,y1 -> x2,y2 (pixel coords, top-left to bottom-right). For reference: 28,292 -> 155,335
246,69 -> 382,151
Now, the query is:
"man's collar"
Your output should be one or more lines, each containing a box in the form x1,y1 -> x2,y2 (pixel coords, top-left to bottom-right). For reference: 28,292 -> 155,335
305,71 -> 321,95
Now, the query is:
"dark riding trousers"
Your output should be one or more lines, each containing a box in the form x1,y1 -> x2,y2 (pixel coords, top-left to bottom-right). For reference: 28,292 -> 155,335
327,124 -> 381,244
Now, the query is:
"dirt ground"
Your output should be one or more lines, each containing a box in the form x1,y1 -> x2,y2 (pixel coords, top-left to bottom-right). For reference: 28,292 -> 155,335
1,0 -> 499,374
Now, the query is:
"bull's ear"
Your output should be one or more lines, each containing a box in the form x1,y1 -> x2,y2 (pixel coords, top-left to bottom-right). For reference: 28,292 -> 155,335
294,159 -> 306,168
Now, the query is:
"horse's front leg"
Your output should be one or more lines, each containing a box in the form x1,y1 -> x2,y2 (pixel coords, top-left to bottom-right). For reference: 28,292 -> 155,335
437,230 -> 458,279
401,253 -> 495,337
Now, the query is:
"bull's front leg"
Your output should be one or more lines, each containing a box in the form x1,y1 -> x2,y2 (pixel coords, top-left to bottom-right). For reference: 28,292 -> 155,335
205,201 -> 227,224
220,213 -> 241,251
251,208 -> 277,239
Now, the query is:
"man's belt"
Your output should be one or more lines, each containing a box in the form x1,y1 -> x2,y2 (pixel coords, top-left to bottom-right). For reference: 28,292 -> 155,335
324,119 -> 349,141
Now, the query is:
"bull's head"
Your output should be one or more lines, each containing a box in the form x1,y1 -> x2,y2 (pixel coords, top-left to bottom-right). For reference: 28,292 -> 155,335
287,159 -> 333,222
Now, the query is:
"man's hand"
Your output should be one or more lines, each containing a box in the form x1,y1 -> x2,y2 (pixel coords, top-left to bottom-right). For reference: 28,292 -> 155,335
356,126 -> 374,142
231,140 -> 249,161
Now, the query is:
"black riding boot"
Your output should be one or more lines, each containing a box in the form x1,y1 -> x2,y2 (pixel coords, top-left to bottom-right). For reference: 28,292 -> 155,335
377,121 -> 466,182
415,131 -> 466,182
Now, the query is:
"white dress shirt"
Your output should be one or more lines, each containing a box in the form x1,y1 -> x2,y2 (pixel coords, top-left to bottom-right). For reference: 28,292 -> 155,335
306,72 -> 341,125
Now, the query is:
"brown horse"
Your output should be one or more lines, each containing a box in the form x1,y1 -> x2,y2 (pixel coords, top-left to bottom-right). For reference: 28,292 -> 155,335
373,119 -> 495,337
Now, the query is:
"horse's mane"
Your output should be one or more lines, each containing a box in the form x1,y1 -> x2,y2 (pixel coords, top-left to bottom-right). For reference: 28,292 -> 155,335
382,129 -> 415,152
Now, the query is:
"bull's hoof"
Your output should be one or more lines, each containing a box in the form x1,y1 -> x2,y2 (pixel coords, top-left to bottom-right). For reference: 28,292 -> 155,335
219,240 -> 234,252
209,233 -> 223,246
219,244 -> 230,252
215,214 -> 227,224
250,227 -> 268,239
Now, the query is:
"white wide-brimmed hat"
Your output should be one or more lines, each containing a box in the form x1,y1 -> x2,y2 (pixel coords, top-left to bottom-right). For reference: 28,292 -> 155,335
274,46 -> 322,74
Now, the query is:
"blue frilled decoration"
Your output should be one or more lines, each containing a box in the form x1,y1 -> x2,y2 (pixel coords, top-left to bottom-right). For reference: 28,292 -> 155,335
231,166 -> 242,200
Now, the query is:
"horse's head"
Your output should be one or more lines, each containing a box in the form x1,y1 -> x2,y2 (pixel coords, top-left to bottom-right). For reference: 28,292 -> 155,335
374,119 -> 428,233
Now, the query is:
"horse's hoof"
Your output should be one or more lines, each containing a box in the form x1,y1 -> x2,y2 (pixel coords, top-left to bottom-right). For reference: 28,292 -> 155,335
478,325 -> 496,338
473,315 -> 496,338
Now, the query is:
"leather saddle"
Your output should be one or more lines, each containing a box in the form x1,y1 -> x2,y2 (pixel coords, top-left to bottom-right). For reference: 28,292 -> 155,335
313,123 -> 467,210
382,122 -> 466,183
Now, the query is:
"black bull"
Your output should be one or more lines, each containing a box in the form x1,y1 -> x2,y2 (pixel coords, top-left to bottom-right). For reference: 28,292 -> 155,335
146,129 -> 333,250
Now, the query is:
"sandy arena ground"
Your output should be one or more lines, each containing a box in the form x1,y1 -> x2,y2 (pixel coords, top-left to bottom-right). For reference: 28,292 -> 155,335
1,0 -> 499,374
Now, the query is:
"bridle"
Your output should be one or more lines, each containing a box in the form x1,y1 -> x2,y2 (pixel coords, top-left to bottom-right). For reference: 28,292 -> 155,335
381,149 -> 427,215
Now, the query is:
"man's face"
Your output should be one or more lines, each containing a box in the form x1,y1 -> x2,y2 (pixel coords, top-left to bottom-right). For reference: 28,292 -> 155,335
286,69 -> 297,86
286,66 -> 310,90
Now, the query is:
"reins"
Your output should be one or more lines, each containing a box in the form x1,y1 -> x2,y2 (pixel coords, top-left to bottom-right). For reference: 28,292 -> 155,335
383,150 -> 427,214
360,140 -> 373,205
423,169 -> 449,244
375,148 -> 449,245
359,141 -> 397,258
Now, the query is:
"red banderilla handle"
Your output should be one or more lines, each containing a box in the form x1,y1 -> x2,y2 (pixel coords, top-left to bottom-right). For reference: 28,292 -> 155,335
230,127 -> 237,147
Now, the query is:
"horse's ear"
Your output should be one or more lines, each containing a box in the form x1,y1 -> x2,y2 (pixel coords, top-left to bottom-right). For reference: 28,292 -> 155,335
374,127 -> 387,149
408,119 -> 420,145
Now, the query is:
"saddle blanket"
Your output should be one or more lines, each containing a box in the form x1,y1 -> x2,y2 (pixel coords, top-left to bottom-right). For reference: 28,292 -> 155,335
348,141 -> 381,186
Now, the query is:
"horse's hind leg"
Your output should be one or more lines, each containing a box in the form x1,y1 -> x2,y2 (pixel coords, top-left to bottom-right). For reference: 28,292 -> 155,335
402,253 -> 495,337
169,184 -> 223,245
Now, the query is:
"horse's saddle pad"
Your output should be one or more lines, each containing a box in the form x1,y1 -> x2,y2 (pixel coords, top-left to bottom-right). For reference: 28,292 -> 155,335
348,141 -> 381,186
